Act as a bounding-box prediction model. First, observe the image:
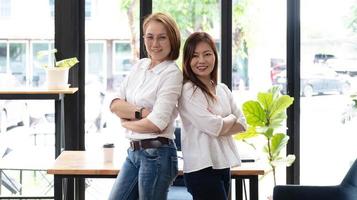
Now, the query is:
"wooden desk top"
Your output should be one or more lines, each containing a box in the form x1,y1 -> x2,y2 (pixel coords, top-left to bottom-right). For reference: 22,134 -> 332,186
47,150 -> 265,176
0,87 -> 78,94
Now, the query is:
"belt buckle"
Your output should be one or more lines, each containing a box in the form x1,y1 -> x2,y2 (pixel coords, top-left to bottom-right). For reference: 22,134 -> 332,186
130,140 -> 142,150
130,141 -> 137,150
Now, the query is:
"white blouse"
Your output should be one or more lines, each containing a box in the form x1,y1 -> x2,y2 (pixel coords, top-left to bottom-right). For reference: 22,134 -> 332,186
115,58 -> 183,140
178,82 -> 247,173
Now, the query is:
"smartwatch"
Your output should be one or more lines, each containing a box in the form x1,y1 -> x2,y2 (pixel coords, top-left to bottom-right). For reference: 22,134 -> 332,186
135,107 -> 144,119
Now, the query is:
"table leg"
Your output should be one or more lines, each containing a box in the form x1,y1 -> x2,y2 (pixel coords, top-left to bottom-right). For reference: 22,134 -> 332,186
249,176 -> 259,200
74,178 -> 85,200
235,178 -> 243,200
54,99 -> 63,158
54,176 -> 62,200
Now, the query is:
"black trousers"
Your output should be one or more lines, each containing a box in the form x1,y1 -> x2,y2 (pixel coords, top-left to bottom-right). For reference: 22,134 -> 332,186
184,167 -> 231,200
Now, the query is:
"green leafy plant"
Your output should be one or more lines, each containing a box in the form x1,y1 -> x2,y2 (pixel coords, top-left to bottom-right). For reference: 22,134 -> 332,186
37,49 -> 79,69
234,86 -> 295,185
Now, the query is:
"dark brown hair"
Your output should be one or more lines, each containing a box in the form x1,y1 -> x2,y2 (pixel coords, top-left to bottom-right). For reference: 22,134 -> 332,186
182,32 -> 218,101
143,12 -> 181,60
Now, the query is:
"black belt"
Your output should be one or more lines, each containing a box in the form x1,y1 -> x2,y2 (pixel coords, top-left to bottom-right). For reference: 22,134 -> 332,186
130,137 -> 171,150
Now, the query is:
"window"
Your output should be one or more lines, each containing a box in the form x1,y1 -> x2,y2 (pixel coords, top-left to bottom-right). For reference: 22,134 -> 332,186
85,0 -> 92,18
113,41 -> 132,85
232,0 -> 287,198
9,42 -> 27,86
86,41 -> 106,76
49,0 -> 54,17
31,41 -> 54,87
0,0 -> 11,17
0,42 -> 6,73
0,0 -> 54,198
84,0 -> 140,197
300,0 -> 357,185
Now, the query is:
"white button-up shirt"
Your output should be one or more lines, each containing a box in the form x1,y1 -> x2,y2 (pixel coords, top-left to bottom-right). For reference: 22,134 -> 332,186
115,58 -> 183,140
178,82 -> 247,173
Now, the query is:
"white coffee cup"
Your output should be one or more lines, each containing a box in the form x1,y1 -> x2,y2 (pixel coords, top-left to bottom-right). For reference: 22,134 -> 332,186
103,143 -> 115,163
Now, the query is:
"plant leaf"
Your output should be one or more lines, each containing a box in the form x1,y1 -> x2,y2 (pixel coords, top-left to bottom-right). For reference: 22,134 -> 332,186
257,92 -> 273,111
262,127 -> 274,139
271,154 -> 296,167
242,100 -> 267,126
269,112 -> 287,128
234,126 -> 259,140
268,86 -> 282,100
270,133 -> 289,158
37,48 -> 57,58
269,95 -> 294,119
56,57 -> 79,68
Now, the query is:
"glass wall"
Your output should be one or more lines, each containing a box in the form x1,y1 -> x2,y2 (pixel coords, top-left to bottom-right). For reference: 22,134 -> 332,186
232,0 -> 287,198
0,0 -> 55,198
300,0 -> 357,185
84,0 -> 140,198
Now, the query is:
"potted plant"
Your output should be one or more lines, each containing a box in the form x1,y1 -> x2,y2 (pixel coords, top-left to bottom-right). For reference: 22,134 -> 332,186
234,86 -> 295,198
37,49 -> 79,89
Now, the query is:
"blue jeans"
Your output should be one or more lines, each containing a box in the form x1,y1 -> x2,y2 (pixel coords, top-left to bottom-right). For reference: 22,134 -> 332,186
184,167 -> 231,200
108,141 -> 178,200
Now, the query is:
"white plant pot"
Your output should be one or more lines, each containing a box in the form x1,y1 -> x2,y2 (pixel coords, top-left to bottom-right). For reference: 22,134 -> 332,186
46,67 -> 70,90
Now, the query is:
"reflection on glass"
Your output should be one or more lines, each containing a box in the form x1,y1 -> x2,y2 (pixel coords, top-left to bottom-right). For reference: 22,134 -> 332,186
300,0 -> 357,185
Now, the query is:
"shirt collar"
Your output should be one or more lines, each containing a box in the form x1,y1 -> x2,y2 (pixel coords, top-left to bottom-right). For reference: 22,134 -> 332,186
140,59 -> 173,75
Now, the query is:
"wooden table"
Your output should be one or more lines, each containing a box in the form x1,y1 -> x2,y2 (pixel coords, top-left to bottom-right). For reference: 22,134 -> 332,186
48,150 -> 265,200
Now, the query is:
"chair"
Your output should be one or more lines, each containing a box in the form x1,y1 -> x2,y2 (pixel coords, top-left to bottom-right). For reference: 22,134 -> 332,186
167,127 -> 193,200
273,159 -> 357,200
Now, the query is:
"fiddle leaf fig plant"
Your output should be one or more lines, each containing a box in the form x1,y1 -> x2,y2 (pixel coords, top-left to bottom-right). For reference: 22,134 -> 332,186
234,86 -> 295,185
37,48 -> 79,69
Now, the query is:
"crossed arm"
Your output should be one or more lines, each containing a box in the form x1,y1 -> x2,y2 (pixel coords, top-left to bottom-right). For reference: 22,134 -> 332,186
219,114 -> 246,136
179,86 -> 246,137
110,98 -> 160,133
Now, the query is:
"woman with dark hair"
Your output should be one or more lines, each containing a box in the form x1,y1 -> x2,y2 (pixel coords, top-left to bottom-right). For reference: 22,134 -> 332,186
178,32 -> 247,200
109,12 -> 182,200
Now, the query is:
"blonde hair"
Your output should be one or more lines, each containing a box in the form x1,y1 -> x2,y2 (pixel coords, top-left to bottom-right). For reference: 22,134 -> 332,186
143,12 -> 181,60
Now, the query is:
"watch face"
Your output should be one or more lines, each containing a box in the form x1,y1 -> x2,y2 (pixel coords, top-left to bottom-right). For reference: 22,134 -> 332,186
135,111 -> 141,119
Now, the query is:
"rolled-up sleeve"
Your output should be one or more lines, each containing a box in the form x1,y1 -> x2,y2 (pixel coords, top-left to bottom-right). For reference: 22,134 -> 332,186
179,85 -> 224,137
146,69 -> 183,131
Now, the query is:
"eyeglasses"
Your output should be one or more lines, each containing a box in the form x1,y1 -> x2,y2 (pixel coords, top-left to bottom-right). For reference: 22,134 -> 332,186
143,34 -> 169,44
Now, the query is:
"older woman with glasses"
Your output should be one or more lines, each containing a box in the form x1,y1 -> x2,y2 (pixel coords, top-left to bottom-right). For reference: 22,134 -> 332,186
109,12 -> 182,200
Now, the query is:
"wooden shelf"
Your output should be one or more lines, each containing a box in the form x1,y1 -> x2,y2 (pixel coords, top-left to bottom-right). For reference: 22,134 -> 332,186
0,87 -> 78,94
